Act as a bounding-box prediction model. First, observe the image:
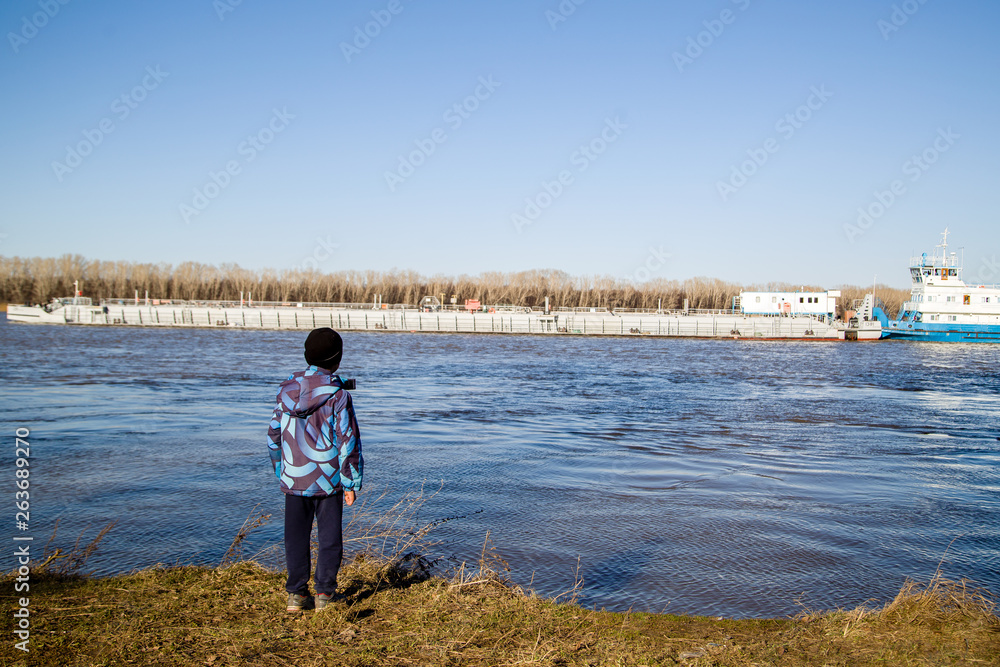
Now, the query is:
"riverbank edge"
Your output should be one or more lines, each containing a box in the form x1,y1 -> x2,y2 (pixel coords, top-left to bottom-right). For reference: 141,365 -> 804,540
2,557 -> 997,666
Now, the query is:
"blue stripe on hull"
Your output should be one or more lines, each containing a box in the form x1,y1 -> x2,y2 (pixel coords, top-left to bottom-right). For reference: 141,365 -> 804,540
885,321 -> 1000,343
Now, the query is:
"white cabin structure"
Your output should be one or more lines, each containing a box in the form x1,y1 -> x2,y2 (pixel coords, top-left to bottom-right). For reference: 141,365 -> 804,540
737,290 -> 839,319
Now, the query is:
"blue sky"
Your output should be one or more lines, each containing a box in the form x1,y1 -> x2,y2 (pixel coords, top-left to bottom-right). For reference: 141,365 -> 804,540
1,0 -> 997,289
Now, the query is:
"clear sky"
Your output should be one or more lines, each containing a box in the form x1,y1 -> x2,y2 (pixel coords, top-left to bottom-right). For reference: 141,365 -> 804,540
1,0 -> 997,289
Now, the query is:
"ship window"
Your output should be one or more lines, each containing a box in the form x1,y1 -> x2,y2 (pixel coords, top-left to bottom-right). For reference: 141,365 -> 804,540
771,296 -> 777,303
755,296 -> 761,303
985,297 -> 991,304
799,298 -> 804,303
964,295 -> 971,305
949,315 -> 957,322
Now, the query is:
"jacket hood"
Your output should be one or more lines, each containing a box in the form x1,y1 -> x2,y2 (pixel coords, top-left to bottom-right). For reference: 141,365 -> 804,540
275,368 -> 349,419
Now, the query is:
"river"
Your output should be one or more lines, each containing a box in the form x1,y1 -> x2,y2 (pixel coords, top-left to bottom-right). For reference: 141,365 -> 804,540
1,316 -> 997,618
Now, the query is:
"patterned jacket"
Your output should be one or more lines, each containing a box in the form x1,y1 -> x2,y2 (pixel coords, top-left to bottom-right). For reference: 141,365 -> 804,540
267,366 -> 363,496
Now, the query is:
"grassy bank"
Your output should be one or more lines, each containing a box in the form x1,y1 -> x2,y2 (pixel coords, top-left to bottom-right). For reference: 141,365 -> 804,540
2,556 -> 997,666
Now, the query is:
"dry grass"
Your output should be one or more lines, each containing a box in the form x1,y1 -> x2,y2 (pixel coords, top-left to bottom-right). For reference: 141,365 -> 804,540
3,495 -> 997,666
807,574 -> 999,639
3,562 -> 997,666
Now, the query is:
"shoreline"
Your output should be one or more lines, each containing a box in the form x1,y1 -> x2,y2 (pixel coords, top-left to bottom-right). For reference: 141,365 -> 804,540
3,557 -> 997,666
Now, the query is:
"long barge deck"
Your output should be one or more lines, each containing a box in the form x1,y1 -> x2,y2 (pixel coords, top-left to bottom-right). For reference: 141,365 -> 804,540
5,298 -> 873,340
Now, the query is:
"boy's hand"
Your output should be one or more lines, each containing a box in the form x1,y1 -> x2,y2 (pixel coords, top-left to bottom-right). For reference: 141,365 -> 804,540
344,490 -> 356,506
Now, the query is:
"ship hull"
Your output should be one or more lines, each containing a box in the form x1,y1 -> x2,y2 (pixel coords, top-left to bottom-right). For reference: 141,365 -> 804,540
884,321 -> 1000,342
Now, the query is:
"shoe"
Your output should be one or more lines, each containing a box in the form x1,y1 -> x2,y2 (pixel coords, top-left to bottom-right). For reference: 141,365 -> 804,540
315,592 -> 345,610
286,593 -> 314,612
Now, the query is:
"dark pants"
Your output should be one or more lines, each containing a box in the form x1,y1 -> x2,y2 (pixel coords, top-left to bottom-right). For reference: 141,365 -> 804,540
284,492 -> 344,596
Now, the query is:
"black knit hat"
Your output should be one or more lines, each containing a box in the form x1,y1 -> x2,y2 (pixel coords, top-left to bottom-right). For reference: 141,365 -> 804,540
304,328 -> 343,369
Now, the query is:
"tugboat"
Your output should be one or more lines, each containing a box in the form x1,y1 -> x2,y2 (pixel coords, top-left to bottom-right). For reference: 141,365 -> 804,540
884,229 -> 1000,342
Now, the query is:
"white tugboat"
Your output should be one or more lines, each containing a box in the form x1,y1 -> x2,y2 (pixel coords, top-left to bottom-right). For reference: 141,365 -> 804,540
884,229 -> 1000,342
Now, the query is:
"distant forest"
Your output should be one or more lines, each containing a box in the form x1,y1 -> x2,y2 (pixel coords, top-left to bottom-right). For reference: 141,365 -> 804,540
0,255 -> 910,317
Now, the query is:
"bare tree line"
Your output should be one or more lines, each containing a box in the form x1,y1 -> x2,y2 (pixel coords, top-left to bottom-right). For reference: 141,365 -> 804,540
0,254 -> 910,316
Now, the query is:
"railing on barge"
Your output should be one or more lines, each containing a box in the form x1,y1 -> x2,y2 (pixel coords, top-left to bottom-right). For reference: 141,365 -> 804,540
65,299 -> 840,339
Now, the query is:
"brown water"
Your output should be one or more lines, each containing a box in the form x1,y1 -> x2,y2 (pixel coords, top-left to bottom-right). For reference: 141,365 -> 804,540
2,316 -> 998,618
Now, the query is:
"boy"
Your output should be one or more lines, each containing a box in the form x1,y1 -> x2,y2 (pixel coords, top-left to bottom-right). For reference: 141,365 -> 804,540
267,327 -> 363,611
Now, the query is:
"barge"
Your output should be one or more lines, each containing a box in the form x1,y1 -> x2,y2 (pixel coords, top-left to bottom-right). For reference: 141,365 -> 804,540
6,295 -> 856,340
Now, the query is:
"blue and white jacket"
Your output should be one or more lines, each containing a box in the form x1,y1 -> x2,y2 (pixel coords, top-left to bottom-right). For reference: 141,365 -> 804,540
267,366 -> 363,496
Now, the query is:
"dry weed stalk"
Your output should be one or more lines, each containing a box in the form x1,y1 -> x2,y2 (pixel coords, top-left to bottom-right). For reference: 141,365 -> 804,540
220,503 -> 271,567
214,485 -> 445,578
34,519 -> 118,576
550,555 -> 584,605
343,483 -> 442,559
449,531 -> 518,595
